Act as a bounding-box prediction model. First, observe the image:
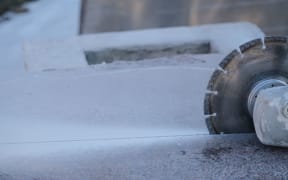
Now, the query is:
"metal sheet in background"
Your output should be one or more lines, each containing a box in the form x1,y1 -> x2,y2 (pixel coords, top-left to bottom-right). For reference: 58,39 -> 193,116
80,0 -> 288,35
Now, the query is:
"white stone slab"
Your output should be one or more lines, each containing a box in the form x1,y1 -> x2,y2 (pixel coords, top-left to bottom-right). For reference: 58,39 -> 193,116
0,65 -> 214,143
23,22 -> 264,72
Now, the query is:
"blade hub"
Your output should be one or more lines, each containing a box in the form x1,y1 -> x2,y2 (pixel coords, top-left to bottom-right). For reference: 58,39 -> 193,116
247,78 -> 287,116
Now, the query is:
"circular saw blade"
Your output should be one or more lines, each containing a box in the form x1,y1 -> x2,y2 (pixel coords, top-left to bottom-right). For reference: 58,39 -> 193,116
204,36 -> 288,134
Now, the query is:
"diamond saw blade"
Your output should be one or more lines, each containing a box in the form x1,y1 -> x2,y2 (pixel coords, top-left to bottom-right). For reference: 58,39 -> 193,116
204,36 -> 288,134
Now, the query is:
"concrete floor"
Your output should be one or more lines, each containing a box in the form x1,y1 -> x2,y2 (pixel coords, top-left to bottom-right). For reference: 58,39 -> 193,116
80,0 -> 288,35
2,134 -> 288,180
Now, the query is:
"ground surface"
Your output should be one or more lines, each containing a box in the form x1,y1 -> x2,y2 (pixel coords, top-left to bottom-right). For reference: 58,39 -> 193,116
2,134 -> 288,180
1,0 -> 288,180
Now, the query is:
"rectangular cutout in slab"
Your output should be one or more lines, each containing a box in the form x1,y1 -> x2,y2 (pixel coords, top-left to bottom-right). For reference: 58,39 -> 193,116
85,42 -> 210,65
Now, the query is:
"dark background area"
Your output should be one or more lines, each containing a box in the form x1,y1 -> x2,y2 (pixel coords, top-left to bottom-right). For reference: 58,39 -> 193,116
80,0 -> 288,35
0,0 -> 35,15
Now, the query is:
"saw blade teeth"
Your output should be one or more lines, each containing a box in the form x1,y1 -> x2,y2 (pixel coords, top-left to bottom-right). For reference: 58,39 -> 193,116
236,47 -> 244,58
204,93 -> 212,115
205,117 -> 217,134
217,66 -> 227,74
207,69 -> 222,91
265,36 -> 288,44
205,90 -> 218,95
204,94 -> 211,115
239,38 -> 262,53
261,37 -> 266,50
204,113 -> 217,118
219,50 -> 238,69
